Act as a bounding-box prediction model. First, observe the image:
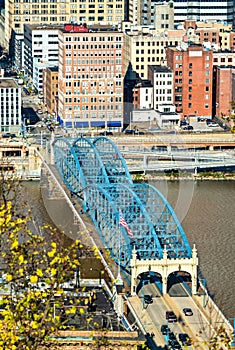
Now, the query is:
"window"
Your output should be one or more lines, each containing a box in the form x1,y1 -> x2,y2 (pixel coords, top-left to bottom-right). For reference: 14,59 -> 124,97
205,104 -> 209,108
189,79 -> 192,84
188,103 -> 192,108
188,87 -> 192,92
205,94 -> 209,100
189,63 -> 192,68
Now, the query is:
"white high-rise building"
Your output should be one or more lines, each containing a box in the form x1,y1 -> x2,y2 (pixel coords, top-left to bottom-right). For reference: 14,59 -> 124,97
0,78 -> 22,133
174,0 -> 234,25
24,24 -> 59,78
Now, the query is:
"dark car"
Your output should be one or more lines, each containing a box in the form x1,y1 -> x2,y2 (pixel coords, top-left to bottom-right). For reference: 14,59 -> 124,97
144,295 -> 153,304
23,87 -> 30,95
169,339 -> 182,349
179,333 -> 191,346
183,307 -> 193,316
180,120 -> 188,127
160,324 -> 170,335
166,311 -> 177,323
182,125 -> 194,130
125,129 -> 135,134
99,131 -> 113,136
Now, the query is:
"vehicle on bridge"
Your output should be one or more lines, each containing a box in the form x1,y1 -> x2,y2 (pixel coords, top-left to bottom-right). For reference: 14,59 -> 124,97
183,307 -> 193,316
166,311 -> 177,323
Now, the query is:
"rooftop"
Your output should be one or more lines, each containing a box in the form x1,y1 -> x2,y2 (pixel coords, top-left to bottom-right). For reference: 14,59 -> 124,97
0,78 -> 18,88
149,65 -> 173,73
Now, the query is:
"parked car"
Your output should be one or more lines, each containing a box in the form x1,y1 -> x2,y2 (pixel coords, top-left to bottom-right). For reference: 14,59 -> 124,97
183,307 -> 193,316
207,122 -> 219,127
99,131 -> 113,136
166,311 -> 177,323
182,125 -> 194,130
37,109 -> 43,115
124,129 -> 136,134
179,333 -> 191,346
180,120 -> 188,127
144,295 -> 153,304
23,87 -> 30,95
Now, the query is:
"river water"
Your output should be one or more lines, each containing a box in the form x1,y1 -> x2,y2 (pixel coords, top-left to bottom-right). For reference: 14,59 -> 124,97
22,180 -> 235,320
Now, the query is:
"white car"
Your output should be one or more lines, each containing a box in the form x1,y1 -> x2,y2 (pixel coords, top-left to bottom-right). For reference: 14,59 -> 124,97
37,109 -> 43,115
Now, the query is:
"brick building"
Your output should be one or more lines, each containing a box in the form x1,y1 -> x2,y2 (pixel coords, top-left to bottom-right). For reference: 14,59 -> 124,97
214,66 -> 235,119
44,66 -> 58,117
166,44 -> 213,119
58,24 -> 124,129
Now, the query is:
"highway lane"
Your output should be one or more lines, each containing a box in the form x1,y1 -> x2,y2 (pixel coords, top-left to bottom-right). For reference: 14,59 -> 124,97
137,282 -> 194,349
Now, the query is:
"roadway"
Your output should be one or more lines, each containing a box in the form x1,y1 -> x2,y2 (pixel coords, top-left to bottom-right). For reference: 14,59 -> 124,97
127,278 -> 232,349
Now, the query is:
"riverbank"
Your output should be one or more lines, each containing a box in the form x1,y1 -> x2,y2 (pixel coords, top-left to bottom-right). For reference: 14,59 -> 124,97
132,171 -> 235,182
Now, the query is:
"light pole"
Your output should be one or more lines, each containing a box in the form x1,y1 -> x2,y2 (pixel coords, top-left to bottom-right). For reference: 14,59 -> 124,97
75,266 -> 80,288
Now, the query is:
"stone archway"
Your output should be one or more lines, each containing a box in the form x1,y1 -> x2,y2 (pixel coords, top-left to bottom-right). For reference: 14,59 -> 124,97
130,245 -> 198,296
167,271 -> 193,295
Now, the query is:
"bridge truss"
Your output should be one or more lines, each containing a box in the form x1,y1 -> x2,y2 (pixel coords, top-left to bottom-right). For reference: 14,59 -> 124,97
53,136 -> 192,271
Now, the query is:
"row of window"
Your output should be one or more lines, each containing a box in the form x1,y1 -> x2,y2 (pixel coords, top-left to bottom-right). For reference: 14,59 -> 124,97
65,104 -> 122,110
65,96 -> 121,102
136,49 -> 165,55
135,41 -> 178,47
155,89 -> 172,94
175,79 -> 210,84
65,44 -> 122,50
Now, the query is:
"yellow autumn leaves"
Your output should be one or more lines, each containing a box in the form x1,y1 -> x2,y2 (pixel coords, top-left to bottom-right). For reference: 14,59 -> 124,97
0,197 -> 82,350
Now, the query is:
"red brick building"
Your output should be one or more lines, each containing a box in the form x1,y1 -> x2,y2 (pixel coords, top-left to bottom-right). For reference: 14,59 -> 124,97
166,44 -> 213,119
214,66 -> 235,119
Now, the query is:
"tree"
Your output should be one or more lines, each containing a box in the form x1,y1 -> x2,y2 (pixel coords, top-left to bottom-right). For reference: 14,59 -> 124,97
0,170 -> 82,349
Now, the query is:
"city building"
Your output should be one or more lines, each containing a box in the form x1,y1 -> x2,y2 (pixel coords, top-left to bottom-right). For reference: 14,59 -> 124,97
124,25 -> 183,79
213,51 -> 235,66
44,66 -> 58,117
166,43 -> 213,119
132,80 -> 153,110
147,65 -> 179,126
154,1 -> 174,30
128,0 -> 174,27
173,0 -> 234,26
3,0 -> 125,49
0,78 -> 22,133
147,65 -> 173,110
183,20 -> 220,50
24,24 -> 59,78
214,66 -> 235,119
57,24 -> 125,129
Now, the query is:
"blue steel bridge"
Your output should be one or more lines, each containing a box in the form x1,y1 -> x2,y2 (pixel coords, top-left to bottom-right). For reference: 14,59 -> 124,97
53,136 -> 192,271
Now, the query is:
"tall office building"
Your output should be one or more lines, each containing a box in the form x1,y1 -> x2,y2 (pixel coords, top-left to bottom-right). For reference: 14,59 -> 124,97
175,0 -> 234,25
128,0 -> 234,27
57,24 -> 125,129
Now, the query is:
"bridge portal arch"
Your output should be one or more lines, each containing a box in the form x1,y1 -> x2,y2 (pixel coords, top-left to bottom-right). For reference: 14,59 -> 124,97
130,245 -> 198,296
